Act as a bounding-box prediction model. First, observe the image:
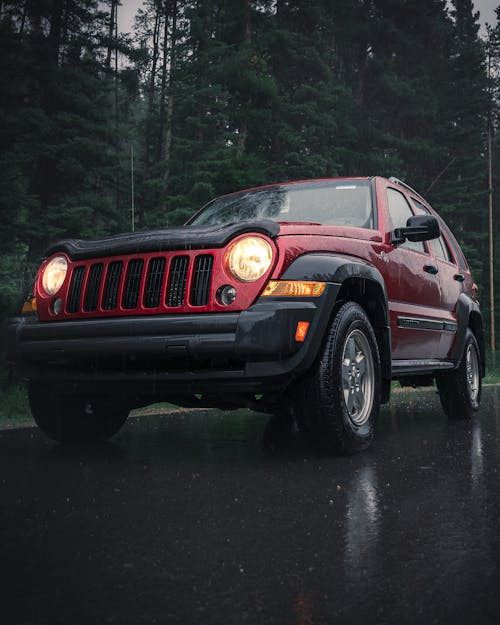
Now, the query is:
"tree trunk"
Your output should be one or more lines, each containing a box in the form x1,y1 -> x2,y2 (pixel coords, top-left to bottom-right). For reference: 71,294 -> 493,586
106,0 -> 117,70
157,2 -> 169,162
163,0 -> 178,191
236,0 -> 251,156
48,0 -> 65,68
140,5 -> 161,227
114,1 -> 119,217
18,2 -> 27,35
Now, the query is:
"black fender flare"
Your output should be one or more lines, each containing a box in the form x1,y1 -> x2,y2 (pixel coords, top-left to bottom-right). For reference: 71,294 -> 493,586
452,293 -> 485,376
281,253 -> 387,300
281,253 -> 391,386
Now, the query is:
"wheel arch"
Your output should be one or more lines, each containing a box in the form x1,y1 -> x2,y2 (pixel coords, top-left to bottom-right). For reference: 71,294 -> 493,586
281,253 -> 392,399
452,293 -> 485,376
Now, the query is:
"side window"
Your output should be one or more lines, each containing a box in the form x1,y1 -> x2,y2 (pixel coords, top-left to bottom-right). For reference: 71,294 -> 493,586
387,188 -> 426,254
440,221 -> 468,270
431,236 -> 452,263
412,198 -> 452,263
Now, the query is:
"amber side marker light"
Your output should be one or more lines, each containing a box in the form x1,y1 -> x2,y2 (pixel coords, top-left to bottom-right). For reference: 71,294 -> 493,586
262,280 -> 326,297
21,297 -> 37,315
295,321 -> 310,342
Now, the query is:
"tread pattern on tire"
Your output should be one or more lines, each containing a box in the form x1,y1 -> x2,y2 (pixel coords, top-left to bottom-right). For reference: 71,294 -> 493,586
297,301 -> 381,455
436,328 -> 481,420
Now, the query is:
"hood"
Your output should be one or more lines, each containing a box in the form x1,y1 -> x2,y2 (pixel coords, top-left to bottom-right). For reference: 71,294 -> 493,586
44,220 -> 281,261
276,222 -> 382,241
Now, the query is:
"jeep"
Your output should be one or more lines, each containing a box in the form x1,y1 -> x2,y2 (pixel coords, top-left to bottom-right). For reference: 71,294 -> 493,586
5,176 -> 485,453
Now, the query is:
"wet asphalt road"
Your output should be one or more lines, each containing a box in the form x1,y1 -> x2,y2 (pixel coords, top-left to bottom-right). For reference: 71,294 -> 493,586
2,387 -> 500,625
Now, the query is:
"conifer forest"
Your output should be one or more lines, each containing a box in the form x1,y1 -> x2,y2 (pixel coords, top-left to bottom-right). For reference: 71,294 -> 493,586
1,0 -> 500,349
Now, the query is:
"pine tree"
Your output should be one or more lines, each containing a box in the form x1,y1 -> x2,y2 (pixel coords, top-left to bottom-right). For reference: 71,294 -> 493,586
263,1 -> 357,180
430,0 -> 489,286
0,1 -> 135,315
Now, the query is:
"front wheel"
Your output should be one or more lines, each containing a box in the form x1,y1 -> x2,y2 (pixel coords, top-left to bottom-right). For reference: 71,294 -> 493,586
436,329 -> 481,420
28,383 -> 129,444
297,302 -> 381,454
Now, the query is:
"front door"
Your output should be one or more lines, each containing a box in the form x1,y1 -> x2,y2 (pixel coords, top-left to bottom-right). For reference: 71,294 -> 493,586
383,187 -> 443,361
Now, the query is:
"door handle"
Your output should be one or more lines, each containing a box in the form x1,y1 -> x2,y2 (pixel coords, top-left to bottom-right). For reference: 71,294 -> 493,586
424,264 -> 439,275
454,273 -> 465,282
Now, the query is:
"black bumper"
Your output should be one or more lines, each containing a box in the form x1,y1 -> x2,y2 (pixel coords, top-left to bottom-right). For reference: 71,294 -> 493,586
4,285 -> 339,396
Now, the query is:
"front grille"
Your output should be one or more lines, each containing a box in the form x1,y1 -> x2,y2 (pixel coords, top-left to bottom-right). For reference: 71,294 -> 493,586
83,263 -> 103,311
144,257 -> 166,308
122,259 -> 144,309
66,266 -> 85,313
191,255 -> 213,306
167,256 -> 189,307
65,252 -> 214,316
102,261 -> 123,310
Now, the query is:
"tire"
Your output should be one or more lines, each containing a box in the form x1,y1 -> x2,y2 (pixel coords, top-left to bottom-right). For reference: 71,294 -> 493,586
28,383 -> 129,444
297,301 -> 381,454
436,328 -> 481,420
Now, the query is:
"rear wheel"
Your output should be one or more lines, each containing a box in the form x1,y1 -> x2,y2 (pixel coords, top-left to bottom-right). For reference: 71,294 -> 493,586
436,328 -> 481,420
297,302 -> 381,454
28,383 -> 129,444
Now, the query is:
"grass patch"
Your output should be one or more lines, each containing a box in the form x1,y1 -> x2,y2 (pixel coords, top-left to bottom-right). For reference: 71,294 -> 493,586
483,350 -> 500,384
0,384 -> 33,427
131,402 -> 185,417
484,363 -> 500,384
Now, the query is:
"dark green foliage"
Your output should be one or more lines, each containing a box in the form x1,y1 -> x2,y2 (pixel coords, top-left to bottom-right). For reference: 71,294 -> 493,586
0,0 -> 496,350
0,0 -> 134,315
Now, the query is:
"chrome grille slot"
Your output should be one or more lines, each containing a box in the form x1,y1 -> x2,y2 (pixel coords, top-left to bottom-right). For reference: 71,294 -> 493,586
166,256 -> 189,307
102,261 -> 123,310
66,266 -> 86,313
83,263 -> 103,311
122,259 -> 144,309
144,257 -> 166,308
191,255 -> 213,306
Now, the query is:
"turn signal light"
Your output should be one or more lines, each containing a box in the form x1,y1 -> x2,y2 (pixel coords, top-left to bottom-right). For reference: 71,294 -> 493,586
262,280 -> 326,297
21,297 -> 37,315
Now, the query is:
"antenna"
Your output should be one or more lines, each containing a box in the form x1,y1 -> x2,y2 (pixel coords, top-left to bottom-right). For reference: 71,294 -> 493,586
131,145 -> 135,233
488,46 -> 495,362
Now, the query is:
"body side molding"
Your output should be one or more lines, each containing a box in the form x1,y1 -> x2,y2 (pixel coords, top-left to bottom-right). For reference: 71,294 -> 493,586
392,360 -> 454,376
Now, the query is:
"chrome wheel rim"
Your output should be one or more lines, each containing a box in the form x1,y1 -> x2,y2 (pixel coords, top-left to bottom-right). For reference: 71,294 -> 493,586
466,343 -> 480,403
341,329 -> 374,426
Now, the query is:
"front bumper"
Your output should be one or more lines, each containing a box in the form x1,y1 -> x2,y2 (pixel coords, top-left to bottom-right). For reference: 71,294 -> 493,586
4,285 -> 339,396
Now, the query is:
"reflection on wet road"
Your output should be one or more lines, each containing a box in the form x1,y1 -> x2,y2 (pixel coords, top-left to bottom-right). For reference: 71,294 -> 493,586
2,386 -> 500,624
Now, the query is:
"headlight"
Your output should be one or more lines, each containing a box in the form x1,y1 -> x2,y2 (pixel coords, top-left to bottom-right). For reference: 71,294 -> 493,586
226,236 -> 273,282
42,256 -> 68,296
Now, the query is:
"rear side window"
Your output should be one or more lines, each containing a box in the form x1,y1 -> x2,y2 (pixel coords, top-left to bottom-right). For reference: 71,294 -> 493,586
411,198 -> 467,270
430,236 -> 453,263
411,198 -> 452,263
440,221 -> 468,270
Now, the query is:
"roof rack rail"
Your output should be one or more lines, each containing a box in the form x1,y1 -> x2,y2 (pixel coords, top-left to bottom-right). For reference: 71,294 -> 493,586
388,177 -> 426,202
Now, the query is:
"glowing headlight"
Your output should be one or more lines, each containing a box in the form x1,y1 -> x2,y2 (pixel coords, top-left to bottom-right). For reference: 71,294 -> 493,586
226,236 -> 273,282
42,256 -> 68,296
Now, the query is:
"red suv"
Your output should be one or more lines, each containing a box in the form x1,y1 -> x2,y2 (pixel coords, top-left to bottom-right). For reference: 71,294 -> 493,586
5,176 -> 484,453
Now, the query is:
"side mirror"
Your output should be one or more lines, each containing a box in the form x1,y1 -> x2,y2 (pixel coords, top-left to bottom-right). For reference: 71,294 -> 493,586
392,215 -> 440,245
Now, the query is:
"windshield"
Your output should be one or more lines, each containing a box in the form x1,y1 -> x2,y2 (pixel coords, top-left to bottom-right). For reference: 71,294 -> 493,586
190,180 -> 374,229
